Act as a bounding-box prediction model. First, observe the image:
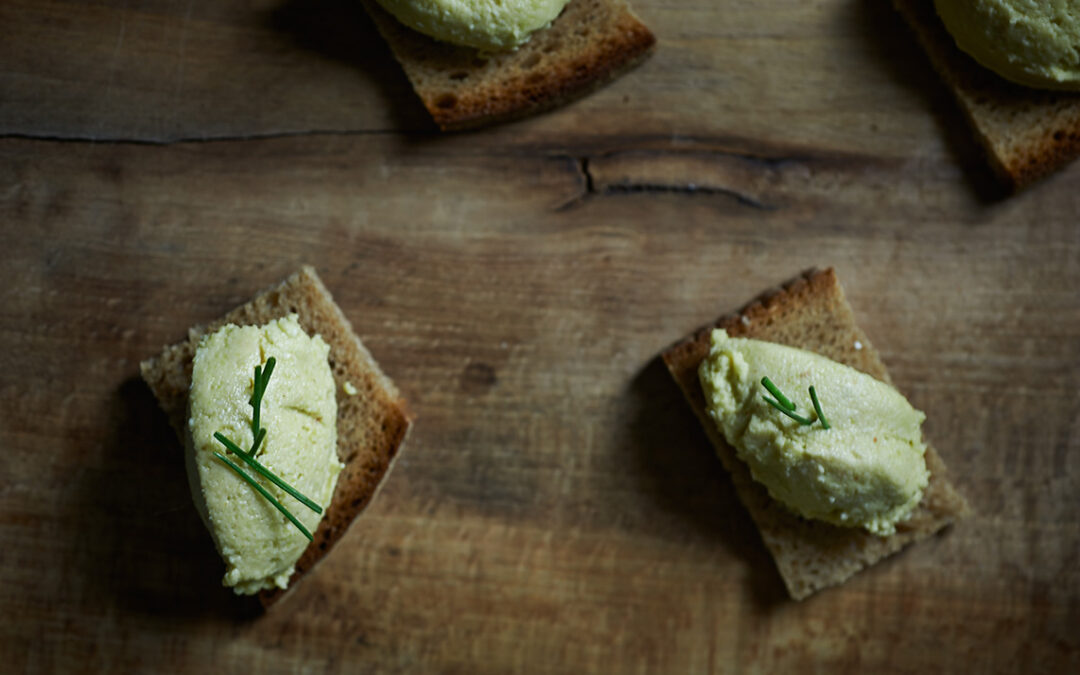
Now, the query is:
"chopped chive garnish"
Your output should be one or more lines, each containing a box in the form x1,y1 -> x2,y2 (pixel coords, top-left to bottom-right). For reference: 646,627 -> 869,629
809,385 -> 830,430
760,377 -> 830,429
761,377 -> 796,411
249,357 -> 275,442
250,427 -> 266,456
213,355 -> 323,541
213,452 -> 313,542
762,395 -> 817,425
214,433 -> 323,515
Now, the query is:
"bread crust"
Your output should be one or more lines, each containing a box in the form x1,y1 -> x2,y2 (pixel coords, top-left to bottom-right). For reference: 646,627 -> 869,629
140,267 -> 412,608
361,0 -> 656,130
662,268 -> 969,600
893,0 -> 1080,189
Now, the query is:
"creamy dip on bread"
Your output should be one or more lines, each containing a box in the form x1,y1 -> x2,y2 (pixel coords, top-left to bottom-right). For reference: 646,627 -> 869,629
935,0 -> 1080,90
698,330 -> 929,536
374,0 -> 570,51
186,315 -> 341,594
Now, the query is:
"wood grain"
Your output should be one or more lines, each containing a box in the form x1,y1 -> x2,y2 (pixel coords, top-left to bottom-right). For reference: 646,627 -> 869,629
1,0 -> 1079,672
0,0 -> 972,156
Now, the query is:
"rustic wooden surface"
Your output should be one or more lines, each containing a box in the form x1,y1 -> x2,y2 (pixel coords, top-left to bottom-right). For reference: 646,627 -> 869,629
2,0 -> 1078,672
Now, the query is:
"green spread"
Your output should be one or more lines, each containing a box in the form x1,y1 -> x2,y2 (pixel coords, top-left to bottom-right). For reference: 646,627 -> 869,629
186,315 -> 341,594
373,0 -> 571,51
935,0 -> 1080,90
698,329 -> 929,536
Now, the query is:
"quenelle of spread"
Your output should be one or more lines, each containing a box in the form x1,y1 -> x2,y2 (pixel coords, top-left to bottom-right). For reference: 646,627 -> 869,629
935,0 -> 1080,91
698,330 -> 929,536
186,315 -> 341,594
373,0 -> 571,51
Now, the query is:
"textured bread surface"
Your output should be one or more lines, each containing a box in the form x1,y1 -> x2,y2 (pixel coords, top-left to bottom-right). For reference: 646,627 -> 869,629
361,0 -> 655,130
140,266 -> 412,607
662,268 -> 969,600
893,0 -> 1080,189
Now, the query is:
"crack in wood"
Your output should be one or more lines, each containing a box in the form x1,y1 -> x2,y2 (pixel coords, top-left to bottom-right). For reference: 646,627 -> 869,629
552,155 -> 593,211
558,152 -> 778,211
580,157 -> 595,195
600,181 -> 774,210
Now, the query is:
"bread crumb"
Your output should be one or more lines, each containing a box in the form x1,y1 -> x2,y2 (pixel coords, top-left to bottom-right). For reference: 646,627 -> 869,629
343,381 -> 358,396
853,340 -> 863,351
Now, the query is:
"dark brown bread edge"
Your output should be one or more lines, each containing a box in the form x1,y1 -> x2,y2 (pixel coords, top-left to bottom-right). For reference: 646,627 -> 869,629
139,266 -> 412,608
661,268 -> 970,600
361,0 -> 656,131
893,0 -> 1080,190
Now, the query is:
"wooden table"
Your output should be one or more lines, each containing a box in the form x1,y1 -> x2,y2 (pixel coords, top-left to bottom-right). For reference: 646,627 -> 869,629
2,0 -> 1077,672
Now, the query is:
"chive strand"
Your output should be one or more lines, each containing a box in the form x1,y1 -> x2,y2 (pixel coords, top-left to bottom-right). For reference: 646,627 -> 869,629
213,432 -> 323,515
213,432 -> 246,457
762,395 -> 816,425
809,386 -> 830,429
761,377 -> 796,411
213,452 -> 313,541
253,363 -> 263,401
260,357 -> 276,392
251,364 -> 263,434
250,357 -> 276,437
250,427 -> 266,456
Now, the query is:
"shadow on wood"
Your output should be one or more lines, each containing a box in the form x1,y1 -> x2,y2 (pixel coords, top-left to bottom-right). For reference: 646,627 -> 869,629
71,377 -> 260,623
625,355 -> 788,610
267,0 -> 436,133
850,0 -> 1005,204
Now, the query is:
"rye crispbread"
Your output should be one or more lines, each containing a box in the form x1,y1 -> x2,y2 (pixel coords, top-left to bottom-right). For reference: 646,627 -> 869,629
140,266 -> 411,608
893,0 -> 1080,190
360,0 -> 655,130
662,268 -> 969,600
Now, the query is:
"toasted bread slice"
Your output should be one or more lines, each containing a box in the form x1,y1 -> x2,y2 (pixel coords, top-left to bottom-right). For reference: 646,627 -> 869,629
360,0 -> 655,130
140,266 -> 411,608
662,268 -> 969,600
893,0 -> 1080,189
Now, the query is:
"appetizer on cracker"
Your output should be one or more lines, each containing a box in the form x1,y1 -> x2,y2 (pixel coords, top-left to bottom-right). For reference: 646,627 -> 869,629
361,0 -> 655,130
662,268 -> 969,600
141,267 -> 411,607
895,0 -> 1080,189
